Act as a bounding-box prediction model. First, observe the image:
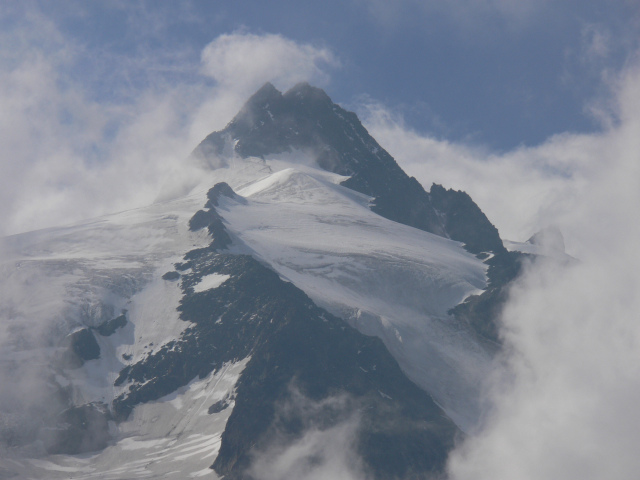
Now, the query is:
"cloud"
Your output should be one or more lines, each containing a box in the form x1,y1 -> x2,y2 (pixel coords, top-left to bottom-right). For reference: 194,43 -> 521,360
0,5 -> 339,457
0,4 -> 200,236
358,64 -> 639,260
356,53 -> 640,480
448,256 -> 640,480
249,419 -> 364,480
0,7 -> 338,236
360,57 -> 640,480
581,24 -> 612,61
201,32 -> 337,94
246,389 -> 366,480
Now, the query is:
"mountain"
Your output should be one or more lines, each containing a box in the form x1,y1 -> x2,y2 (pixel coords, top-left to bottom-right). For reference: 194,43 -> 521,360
0,83 -> 529,479
194,82 -> 505,256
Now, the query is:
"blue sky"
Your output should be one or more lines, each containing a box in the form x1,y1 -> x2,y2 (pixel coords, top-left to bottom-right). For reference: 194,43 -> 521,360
10,0 -> 640,148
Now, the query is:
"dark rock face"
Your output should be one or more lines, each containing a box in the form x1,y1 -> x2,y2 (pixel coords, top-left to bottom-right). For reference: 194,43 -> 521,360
188,208 -> 217,231
115,250 -> 458,479
193,82 -> 505,256
94,313 -> 127,336
430,184 -> 506,255
162,271 -> 180,281
192,82 -> 521,344
451,251 -> 526,344
205,181 -> 238,209
188,183 -> 234,250
69,328 -> 101,361
213,285 -> 459,480
58,328 -> 101,368
113,195 -> 459,480
208,396 -> 233,414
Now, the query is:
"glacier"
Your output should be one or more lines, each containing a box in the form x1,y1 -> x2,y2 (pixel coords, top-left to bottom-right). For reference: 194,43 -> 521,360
0,83 -> 526,479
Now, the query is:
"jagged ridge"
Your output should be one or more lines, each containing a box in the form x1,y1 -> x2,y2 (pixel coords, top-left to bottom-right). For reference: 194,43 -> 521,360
113,185 -> 460,479
193,82 -> 520,345
193,82 -> 506,256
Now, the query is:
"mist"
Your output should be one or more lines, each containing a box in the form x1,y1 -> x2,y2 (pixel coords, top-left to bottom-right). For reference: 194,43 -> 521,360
0,6 -> 339,461
0,6 -> 337,237
359,56 -> 640,479
3,3 -> 640,477
247,389 -> 367,480
445,62 -> 640,480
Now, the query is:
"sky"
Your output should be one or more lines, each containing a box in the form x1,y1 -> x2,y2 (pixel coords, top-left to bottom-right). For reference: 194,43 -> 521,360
0,0 -> 638,244
10,0 -> 639,149
2,1 -> 640,479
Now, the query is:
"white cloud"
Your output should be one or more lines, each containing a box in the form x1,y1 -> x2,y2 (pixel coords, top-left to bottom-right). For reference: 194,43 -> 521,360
358,57 -> 640,480
249,420 -> 365,480
359,101 -> 585,250
448,254 -> 640,480
0,9 -> 338,236
247,390 -> 366,480
359,57 -> 640,480
581,24 -> 612,60
201,32 -> 337,94
359,78 -> 637,260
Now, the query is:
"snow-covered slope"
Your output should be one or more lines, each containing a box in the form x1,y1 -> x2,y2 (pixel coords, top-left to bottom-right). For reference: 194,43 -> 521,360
217,162 -> 492,429
0,190 -> 210,370
0,83 -> 522,479
0,192 -> 219,473
4,359 -> 246,479
0,152 -> 491,476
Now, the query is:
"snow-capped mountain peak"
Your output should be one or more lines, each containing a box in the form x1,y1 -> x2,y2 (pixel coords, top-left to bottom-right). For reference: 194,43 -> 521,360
0,83 -> 529,479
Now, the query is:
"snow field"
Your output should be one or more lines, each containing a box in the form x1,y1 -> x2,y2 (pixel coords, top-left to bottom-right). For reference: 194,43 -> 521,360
216,158 -> 493,430
193,273 -> 231,293
0,148 -> 497,476
9,359 -> 248,479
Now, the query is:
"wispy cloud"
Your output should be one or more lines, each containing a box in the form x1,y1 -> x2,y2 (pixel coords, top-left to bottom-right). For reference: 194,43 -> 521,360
359,58 -> 640,259
247,389 -> 367,480
0,5 -> 338,236
0,5 -> 340,456
4,4 -> 640,477
361,53 -> 640,480
201,32 -> 337,95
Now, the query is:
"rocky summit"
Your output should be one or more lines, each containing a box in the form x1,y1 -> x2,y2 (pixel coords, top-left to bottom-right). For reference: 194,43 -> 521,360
0,83 -> 538,479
